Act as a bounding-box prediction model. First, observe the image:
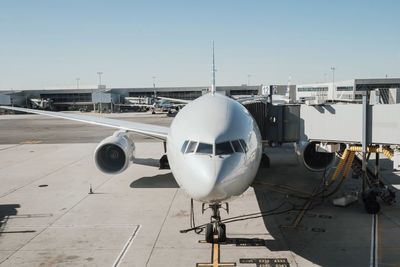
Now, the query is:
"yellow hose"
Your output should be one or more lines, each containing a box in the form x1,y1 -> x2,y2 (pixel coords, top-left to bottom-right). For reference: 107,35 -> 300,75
342,151 -> 355,178
348,146 -> 393,159
381,147 -> 394,159
330,149 -> 349,183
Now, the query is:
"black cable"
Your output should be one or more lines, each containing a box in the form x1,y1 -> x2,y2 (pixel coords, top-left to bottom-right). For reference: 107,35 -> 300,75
220,200 -> 290,222
180,200 -> 298,234
180,162 -> 342,234
221,205 -> 296,224
180,192 -> 334,234
189,198 -> 203,234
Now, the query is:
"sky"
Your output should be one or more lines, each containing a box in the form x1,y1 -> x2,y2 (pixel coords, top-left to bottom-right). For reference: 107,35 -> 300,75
1,0 -> 400,89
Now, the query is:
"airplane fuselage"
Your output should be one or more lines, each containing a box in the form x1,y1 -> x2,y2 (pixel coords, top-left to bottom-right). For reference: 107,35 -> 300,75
167,93 -> 262,203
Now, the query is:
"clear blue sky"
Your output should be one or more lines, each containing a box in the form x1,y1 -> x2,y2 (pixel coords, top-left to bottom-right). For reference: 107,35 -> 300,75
1,0 -> 399,89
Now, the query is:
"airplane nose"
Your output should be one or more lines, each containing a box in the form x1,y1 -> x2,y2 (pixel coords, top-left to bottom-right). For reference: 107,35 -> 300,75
188,158 -> 229,201
191,162 -> 218,199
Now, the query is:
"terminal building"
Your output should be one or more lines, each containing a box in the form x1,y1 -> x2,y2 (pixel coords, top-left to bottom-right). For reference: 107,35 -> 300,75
1,78 -> 399,113
0,85 -> 261,112
296,78 -> 400,104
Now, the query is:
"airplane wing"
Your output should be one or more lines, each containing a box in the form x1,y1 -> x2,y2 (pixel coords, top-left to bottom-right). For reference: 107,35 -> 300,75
234,95 -> 290,105
233,95 -> 268,103
122,103 -> 154,108
158,94 -> 267,105
157,96 -> 191,104
0,106 -> 169,140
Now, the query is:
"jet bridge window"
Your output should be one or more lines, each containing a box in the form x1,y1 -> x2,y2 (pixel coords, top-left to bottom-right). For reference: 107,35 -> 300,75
216,141 -> 234,155
185,141 -> 198,154
196,143 -> 213,154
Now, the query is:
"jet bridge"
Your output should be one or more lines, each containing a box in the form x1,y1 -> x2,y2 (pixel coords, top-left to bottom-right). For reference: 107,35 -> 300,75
300,103 -> 400,145
245,101 -> 400,146
245,97 -> 400,213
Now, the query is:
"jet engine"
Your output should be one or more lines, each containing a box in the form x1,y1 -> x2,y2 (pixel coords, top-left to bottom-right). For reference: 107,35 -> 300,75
295,141 -> 335,172
94,131 -> 135,174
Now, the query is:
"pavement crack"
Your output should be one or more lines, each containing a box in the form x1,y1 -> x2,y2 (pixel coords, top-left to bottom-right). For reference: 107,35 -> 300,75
0,144 -> 21,152
145,189 -> 178,267
0,164 -> 117,265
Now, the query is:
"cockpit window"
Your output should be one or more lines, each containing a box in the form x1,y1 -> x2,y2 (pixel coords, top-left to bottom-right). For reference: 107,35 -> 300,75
183,139 -> 247,155
231,140 -> 244,153
216,141 -> 234,155
185,141 -> 198,153
239,139 -> 248,152
181,140 -> 189,153
196,143 -> 213,154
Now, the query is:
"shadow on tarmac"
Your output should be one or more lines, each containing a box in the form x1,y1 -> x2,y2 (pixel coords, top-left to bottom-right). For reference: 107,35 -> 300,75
130,173 -> 179,188
225,237 -> 287,251
249,145 -> 375,267
0,204 -> 20,229
0,204 -> 33,235
132,157 -> 160,168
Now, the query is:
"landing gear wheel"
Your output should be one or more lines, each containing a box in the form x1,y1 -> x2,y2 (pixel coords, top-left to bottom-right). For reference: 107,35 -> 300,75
260,153 -> 270,168
218,223 -> 226,242
159,155 -> 169,169
363,191 -> 381,214
205,223 -> 214,243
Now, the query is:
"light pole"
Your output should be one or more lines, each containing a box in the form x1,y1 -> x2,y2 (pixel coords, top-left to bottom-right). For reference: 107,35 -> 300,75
11,88 -> 14,107
287,75 -> 292,98
97,72 -> 103,86
76,78 -> 80,89
97,72 -> 104,113
247,74 -> 252,86
331,67 -> 336,100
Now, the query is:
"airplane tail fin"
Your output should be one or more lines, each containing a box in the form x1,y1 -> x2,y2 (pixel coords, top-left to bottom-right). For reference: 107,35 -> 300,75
210,41 -> 216,95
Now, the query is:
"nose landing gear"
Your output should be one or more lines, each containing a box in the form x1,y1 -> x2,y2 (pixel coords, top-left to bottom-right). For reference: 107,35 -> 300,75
202,203 -> 229,243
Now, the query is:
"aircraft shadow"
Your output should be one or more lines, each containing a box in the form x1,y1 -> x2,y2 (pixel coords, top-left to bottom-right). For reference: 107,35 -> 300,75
0,204 -> 32,235
132,158 -> 160,168
250,145 -> 378,267
130,172 -> 179,188
224,237 -> 287,251
0,204 -> 20,228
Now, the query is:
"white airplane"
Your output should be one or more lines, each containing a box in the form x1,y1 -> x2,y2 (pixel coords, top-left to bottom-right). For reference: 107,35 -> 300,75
30,98 -> 53,110
0,45 -> 333,243
152,95 -> 189,113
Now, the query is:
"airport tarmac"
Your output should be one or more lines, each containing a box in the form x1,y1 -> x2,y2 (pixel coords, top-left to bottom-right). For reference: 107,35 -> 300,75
0,112 -> 400,266
0,112 -> 174,144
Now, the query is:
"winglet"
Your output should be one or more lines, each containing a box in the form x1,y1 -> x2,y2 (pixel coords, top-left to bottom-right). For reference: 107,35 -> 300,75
211,41 -> 216,95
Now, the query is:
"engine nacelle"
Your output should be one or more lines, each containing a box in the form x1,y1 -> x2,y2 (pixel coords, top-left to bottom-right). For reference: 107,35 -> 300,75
295,141 -> 335,172
94,131 -> 135,174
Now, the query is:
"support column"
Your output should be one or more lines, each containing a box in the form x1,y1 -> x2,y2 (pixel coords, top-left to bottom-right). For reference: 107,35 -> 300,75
361,90 -> 370,192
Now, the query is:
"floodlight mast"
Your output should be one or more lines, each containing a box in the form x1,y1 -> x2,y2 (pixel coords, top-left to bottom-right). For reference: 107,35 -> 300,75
211,41 -> 216,95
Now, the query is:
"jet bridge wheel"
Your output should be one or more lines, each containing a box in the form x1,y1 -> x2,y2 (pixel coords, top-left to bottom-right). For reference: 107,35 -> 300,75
363,190 -> 381,214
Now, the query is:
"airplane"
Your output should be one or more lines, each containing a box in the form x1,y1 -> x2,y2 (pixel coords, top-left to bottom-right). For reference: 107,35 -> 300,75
30,98 -> 54,110
0,44 -> 334,243
151,95 -> 188,114
123,95 -> 186,114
